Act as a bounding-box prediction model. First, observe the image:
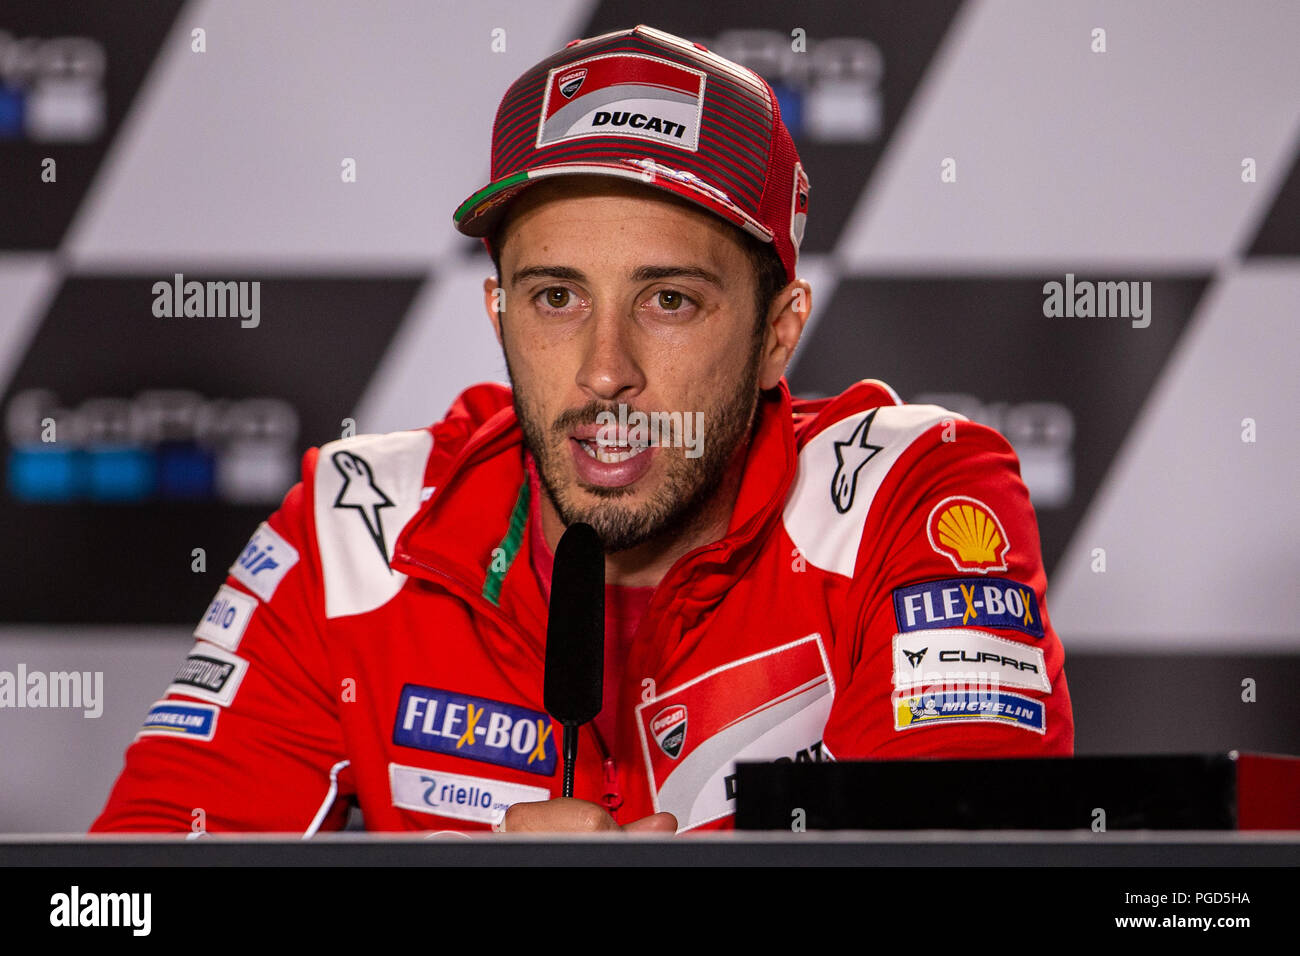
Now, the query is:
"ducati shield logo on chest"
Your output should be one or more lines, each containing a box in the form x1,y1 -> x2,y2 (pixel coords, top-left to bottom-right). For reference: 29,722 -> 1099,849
651,705 -> 687,758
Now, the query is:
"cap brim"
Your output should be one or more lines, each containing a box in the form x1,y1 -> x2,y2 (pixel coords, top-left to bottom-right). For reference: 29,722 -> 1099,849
453,162 -> 773,247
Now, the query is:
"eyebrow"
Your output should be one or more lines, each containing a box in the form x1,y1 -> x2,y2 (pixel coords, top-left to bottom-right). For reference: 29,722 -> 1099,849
510,264 -> 725,288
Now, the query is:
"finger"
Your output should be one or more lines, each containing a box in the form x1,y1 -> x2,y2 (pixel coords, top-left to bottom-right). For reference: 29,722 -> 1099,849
622,812 -> 679,834
501,797 -> 620,833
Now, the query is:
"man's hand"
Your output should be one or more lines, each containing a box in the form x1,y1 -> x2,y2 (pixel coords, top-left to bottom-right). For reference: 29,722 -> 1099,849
499,797 -> 678,834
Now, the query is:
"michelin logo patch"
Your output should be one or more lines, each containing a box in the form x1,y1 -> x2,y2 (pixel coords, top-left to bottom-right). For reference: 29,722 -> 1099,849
892,630 -> 1050,694
393,685 -> 557,776
389,763 -> 549,826
894,689 -> 1045,735
138,700 -> 219,741
165,642 -> 249,707
229,522 -> 299,602
537,53 -> 705,151
893,577 -> 1043,639
194,584 -> 258,651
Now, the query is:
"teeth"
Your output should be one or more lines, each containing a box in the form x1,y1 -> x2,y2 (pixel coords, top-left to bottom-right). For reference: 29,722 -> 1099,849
579,439 -> 648,464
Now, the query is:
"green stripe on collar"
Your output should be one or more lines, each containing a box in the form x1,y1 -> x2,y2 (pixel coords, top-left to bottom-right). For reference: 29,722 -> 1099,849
482,477 -> 530,606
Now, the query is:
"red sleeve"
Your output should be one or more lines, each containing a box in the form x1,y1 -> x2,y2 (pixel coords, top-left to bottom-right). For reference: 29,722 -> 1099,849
90,448 -> 355,833
823,418 -> 1074,759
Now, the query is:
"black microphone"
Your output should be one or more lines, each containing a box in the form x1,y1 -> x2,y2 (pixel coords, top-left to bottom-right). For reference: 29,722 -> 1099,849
543,522 -> 605,799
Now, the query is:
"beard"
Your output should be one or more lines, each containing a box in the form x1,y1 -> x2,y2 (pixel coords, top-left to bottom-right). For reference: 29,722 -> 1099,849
506,333 -> 764,554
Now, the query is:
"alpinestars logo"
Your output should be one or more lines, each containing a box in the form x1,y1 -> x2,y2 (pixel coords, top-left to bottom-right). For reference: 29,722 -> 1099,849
830,409 -> 882,513
332,451 -> 394,570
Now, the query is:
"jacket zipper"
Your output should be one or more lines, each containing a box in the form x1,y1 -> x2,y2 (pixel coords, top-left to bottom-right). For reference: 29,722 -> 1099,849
585,722 -> 622,815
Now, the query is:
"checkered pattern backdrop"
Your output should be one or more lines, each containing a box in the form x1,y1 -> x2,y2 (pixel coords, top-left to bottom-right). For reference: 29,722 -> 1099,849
1,0 -> 1297,829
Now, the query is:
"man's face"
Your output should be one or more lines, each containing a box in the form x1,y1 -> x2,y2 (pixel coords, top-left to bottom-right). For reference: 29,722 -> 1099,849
485,177 -> 772,553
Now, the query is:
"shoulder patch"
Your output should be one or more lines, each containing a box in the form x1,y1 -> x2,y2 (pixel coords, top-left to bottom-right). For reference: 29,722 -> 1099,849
165,641 -> 250,706
784,404 -> 963,577
230,522 -> 299,601
892,576 -> 1043,638
137,699 -> 219,742
891,629 -> 1050,694
194,584 -> 258,651
315,429 -> 434,618
926,495 -> 1010,573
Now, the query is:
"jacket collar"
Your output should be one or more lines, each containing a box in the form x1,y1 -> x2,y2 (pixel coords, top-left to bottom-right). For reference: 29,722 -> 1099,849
392,379 -> 798,610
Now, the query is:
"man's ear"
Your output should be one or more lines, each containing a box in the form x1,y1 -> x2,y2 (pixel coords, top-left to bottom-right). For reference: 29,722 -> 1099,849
758,278 -> 812,390
484,276 -> 504,346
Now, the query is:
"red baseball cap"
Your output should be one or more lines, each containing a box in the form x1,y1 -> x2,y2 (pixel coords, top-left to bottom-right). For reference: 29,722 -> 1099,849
453,24 -> 810,283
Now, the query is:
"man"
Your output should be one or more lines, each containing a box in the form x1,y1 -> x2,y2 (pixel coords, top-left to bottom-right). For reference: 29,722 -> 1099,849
92,24 -> 1072,835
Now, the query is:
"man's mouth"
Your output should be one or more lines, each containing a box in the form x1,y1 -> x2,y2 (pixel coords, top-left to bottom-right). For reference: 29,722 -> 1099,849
566,425 -> 656,488
575,437 -> 651,464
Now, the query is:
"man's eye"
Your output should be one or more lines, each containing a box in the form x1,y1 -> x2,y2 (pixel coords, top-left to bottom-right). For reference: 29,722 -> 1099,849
540,288 -> 573,309
656,290 -> 688,311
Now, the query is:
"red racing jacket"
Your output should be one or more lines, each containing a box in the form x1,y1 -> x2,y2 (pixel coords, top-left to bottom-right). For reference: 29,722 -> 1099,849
92,378 -> 1073,833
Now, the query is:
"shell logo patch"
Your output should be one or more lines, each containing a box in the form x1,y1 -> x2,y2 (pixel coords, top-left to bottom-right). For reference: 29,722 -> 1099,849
927,496 -> 1010,573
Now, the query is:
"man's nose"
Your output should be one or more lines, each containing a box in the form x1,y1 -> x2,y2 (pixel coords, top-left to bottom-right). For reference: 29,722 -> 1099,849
574,305 -> 645,401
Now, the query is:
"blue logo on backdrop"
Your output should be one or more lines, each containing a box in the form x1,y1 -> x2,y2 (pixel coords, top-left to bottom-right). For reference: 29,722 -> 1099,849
893,578 -> 1045,638
3,389 -> 297,504
392,685 -> 557,776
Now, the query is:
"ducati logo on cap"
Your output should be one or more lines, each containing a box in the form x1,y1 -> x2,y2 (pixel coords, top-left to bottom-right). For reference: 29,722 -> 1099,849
558,68 -> 587,98
651,704 -> 688,759
538,53 -> 705,151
